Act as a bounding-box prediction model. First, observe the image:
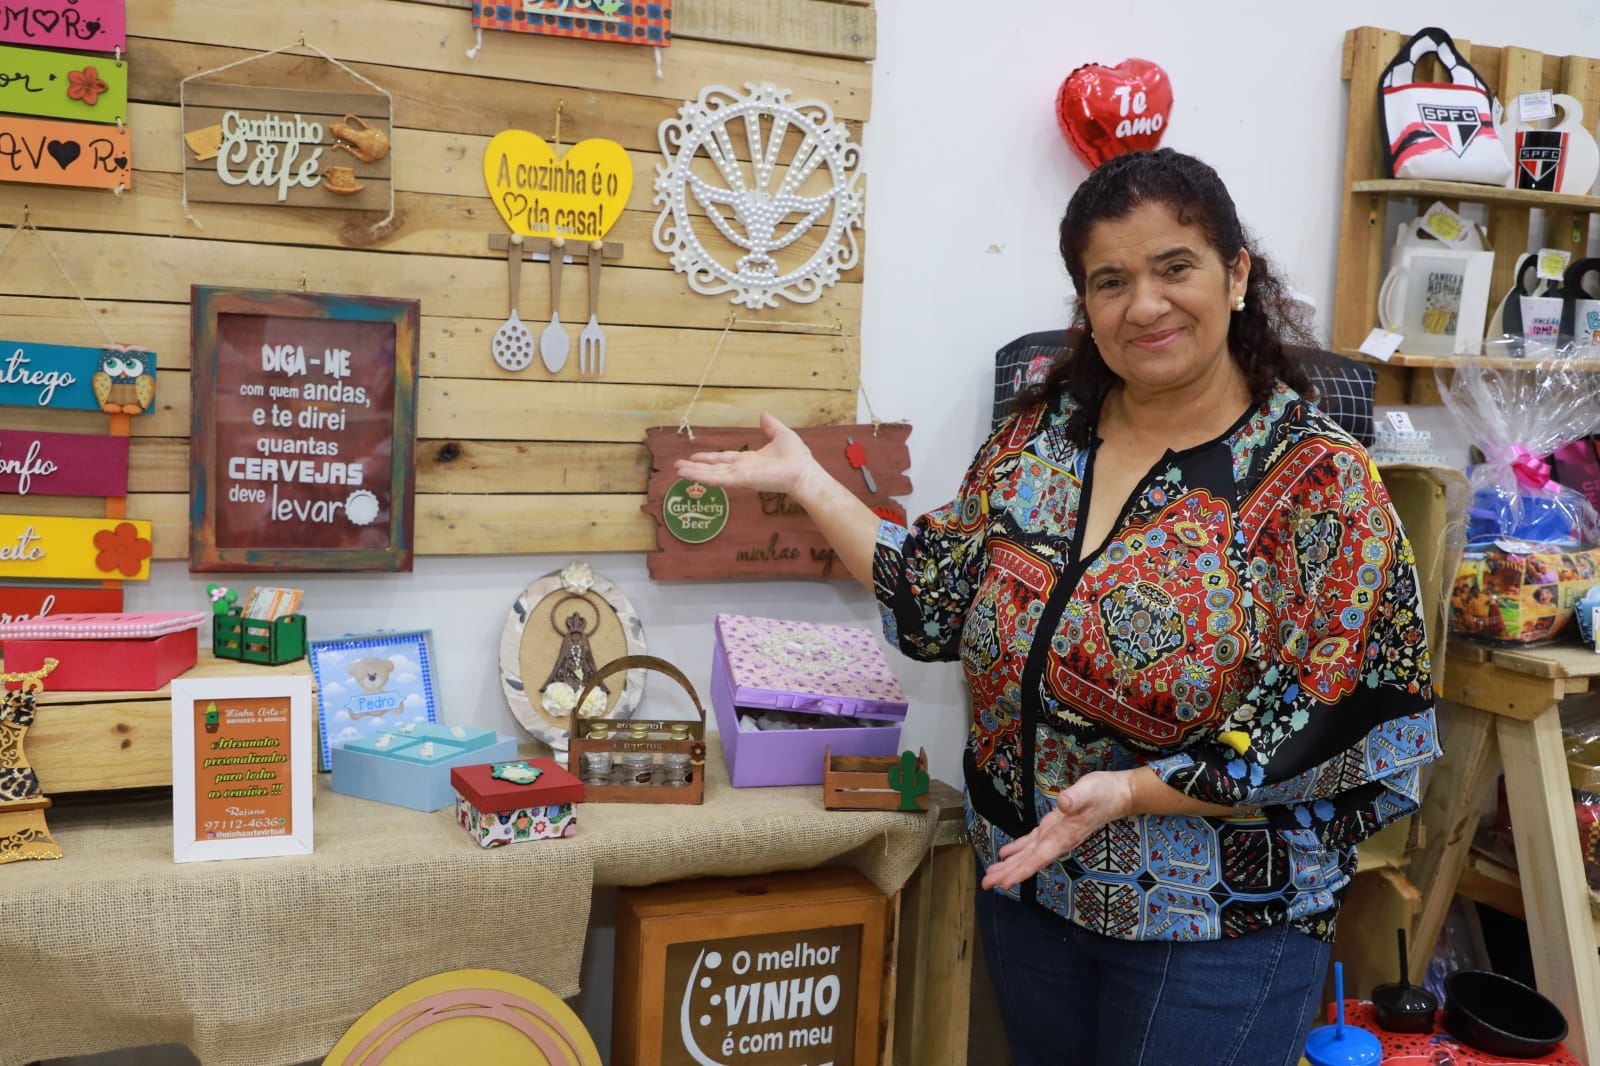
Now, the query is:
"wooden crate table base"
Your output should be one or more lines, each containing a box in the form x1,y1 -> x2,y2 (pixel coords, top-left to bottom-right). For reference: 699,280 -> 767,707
21,652 -> 318,796
0,661 -> 62,864
614,867 -> 888,1066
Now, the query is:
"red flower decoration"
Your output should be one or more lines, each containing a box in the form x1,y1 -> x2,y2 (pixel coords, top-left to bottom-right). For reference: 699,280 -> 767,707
68,67 -> 109,107
93,522 -> 152,577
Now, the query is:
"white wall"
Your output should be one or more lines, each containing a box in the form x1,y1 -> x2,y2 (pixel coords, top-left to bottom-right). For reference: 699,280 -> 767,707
103,2 -> 1600,1058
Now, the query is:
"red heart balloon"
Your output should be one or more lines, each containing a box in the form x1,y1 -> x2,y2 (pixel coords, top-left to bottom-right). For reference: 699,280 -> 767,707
1056,59 -> 1174,170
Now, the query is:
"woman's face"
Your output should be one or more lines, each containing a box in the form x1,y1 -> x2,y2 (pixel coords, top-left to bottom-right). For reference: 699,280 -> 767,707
1078,201 -> 1250,400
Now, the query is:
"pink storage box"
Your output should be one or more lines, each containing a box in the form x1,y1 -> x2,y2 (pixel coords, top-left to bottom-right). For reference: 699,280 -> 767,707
0,612 -> 205,691
711,613 -> 907,787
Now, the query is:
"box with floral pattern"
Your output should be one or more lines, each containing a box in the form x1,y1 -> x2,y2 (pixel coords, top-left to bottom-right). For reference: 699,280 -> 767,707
711,613 -> 908,787
451,757 -> 585,848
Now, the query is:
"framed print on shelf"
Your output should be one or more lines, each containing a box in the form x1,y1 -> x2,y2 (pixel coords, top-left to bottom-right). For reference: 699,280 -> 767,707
171,674 -> 315,863
188,286 -> 420,573
308,630 -> 441,772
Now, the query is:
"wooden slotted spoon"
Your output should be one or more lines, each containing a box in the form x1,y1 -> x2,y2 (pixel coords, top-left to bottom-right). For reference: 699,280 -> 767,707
491,237 -> 535,372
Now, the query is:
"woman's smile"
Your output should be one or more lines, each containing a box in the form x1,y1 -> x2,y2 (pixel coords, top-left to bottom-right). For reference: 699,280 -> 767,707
1128,327 -> 1185,350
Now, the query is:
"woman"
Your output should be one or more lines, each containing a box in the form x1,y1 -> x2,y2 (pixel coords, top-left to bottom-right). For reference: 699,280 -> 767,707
677,149 -> 1441,1066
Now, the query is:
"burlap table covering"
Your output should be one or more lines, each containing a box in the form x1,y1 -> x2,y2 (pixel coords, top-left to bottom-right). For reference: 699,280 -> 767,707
0,734 -> 946,1066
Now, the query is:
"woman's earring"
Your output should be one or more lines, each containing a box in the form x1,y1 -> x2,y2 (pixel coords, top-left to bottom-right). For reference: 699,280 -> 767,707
1232,294 -> 1246,312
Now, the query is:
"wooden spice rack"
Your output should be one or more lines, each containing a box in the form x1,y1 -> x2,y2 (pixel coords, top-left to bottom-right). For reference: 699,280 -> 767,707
568,654 -> 705,805
1333,27 -> 1600,404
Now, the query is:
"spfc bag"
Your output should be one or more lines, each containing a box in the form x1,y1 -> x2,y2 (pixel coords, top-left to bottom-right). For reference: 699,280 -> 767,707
1380,27 -> 1512,185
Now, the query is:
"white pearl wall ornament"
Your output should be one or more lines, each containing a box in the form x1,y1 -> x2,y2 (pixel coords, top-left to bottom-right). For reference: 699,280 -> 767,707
652,82 -> 865,309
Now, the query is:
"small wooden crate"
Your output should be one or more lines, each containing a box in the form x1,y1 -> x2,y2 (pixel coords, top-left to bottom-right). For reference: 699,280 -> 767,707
565,654 -> 706,805
213,610 -> 307,665
20,652 -> 316,794
823,747 -> 930,811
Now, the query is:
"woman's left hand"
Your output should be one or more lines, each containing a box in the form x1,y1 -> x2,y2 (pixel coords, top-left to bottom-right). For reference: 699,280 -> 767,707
980,770 -> 1136,891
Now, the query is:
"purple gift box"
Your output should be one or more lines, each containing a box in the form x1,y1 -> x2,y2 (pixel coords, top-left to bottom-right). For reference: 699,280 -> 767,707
711,613 -> 908,787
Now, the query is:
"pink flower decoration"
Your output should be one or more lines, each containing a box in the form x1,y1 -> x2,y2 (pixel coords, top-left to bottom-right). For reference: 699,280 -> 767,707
68,67 -> 108,107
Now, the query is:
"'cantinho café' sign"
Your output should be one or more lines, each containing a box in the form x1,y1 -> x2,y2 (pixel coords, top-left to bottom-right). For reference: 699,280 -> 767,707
182,81 -> 392,212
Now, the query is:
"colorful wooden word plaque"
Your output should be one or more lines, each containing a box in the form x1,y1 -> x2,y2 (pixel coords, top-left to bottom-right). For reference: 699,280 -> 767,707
471,0 -> 670,47
0,586 -> 123,623
0,340 -> 155,413
0,428 -> 129,496
483,131 -> 631,241
0,515 -> 152,581
0,113 -> 130,189
0,0 -> 125,53
0,43 -> 126,123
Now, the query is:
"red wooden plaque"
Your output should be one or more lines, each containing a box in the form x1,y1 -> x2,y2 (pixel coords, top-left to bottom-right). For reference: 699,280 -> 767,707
0,428 -> 129,496
643,424 -> 911,582
0,586 -> 123,623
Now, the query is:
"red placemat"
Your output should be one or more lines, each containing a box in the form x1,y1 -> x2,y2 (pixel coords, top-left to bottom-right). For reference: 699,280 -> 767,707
1328,1000 -> 1581,1065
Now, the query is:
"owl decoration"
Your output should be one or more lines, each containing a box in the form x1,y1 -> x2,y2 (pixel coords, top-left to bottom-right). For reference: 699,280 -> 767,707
91,344 -> 156,415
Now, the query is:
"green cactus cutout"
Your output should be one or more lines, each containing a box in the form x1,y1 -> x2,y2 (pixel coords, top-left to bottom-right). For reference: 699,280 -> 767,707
887,749 -> 928,811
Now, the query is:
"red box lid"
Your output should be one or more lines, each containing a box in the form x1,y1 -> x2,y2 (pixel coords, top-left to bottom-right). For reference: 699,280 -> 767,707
450,757 -> 584,813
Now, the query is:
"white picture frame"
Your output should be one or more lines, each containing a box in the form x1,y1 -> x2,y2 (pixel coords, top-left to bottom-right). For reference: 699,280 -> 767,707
1379,247 -> 1496,356
171,674 -> 315,863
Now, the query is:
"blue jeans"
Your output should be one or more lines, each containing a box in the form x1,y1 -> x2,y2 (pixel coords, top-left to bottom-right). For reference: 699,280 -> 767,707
975,885 -> 1332,1066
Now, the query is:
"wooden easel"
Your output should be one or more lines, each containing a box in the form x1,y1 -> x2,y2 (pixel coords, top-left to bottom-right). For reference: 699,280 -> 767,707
0,659 -> 62,864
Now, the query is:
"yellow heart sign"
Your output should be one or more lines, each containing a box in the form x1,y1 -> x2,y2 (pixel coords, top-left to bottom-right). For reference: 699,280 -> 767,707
483,131 -> 633,241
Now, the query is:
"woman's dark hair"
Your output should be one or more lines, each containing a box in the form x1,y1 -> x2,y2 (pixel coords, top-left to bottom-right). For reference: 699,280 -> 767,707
1017,149 -> 1314,443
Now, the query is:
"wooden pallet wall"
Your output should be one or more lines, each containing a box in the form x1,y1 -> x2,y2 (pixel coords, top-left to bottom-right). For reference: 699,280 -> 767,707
0,0 -> 875,558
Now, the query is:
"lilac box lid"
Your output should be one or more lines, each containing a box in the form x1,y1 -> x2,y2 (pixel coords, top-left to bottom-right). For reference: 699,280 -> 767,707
714,613 -> 908,721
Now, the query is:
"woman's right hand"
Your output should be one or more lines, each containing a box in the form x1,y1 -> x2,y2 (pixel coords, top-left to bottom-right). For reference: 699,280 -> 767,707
675,412 -> 824,497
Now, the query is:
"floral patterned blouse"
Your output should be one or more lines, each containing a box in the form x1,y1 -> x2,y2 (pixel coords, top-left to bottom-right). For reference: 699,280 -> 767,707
872,385 -> 1441,942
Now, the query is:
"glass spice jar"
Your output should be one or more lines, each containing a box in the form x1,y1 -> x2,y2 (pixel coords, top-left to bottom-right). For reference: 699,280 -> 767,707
619,750 -> 655,786
579,722 -> 613,786
661,723 -> 693,786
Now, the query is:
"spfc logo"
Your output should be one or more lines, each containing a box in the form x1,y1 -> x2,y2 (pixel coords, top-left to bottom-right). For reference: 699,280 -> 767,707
1418,103 -> 1487,156
1515,130 -> 1567,191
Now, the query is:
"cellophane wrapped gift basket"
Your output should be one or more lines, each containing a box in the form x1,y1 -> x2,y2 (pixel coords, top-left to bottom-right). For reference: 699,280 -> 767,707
1443,346 -> 1600,644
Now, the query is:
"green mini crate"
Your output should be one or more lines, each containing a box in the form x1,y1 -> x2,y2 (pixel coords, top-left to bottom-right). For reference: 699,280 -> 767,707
212,610 -> 307,665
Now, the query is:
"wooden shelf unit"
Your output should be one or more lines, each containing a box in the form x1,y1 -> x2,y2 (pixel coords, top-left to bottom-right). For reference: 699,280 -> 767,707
1334,27 -> 1600,404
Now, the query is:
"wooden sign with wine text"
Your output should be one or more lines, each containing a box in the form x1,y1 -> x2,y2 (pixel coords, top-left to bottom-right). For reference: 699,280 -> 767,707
0,428 -> 129,496
643,424 -> 910,582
